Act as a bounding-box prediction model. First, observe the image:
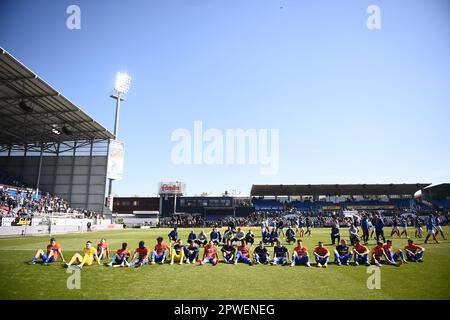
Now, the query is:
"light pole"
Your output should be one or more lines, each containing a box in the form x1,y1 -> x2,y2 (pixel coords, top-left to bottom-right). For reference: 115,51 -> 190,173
107,72 -> 131,212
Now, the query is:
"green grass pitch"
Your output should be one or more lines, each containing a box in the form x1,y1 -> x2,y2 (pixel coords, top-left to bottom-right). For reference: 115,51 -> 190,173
0,227 -> 449,300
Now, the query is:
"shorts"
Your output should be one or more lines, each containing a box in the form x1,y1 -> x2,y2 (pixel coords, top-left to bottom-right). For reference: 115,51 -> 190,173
41,254 -> 55,263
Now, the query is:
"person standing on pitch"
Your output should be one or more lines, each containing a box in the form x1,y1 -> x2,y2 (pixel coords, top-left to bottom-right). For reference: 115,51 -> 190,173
348,223 -> 359,246
361,215 -> 370,245
374,214 -> 386,243
330,219 -> 340,245
305,217 -> 312,237
414,216 -> 423,238
434,216 -> 446,241
424,214 -> 439,244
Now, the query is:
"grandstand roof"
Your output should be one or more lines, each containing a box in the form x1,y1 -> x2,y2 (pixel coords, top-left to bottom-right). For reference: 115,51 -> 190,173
250,184 -> 431,197
0,47 -> 114,145
422,183 -> 450,197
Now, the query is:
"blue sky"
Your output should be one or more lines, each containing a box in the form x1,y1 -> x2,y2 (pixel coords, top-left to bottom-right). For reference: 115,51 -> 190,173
1,0 -> 449,196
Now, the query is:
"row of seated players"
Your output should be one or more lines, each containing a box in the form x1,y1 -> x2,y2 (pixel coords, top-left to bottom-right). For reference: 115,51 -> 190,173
29,236 -> 425,268
181,227 -> 296,247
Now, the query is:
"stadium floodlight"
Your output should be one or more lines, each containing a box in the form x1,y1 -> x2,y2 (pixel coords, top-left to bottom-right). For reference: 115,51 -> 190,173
114,72 -> 132,95
108,71 -> 132,212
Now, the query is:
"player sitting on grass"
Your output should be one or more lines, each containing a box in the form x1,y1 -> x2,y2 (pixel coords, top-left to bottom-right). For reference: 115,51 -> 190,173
210,228 -> 222,246
404,239 -> 425,262
352,239 -> 370,266
96,238 -> 110,261
184,240 -> 199,264
170,239 -> 185,265
168,227 -> 179,244
221,239 -> 236,264
30,237 -> 65,265
187,230 -> 197,244
200,240 -> 219,265
270,228 -> 280,245
262,230 -> 272,246
66,241 -> 101,269
285,226 -> 296,244
371,241 -> 401,267
272,240 -> 289,266
245,230 -> 255,246
334,239 -> 352,266
223,227 -> 234,244
196,231 -> 208,247
232,227 -> 245,244
106,242 -> 130,267
313,241 -> 330,268
383,240 -> 407,264
151,237 -> 170,265
253,241 -> 270,264
291,239 -> 311,267
234,240 -> 253,266
128,241 -> 150,267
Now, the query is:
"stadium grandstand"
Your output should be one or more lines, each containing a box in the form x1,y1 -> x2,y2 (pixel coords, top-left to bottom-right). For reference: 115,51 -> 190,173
0,47 -> 121,235
110,183 -> 449,229
250,183 -> 432,212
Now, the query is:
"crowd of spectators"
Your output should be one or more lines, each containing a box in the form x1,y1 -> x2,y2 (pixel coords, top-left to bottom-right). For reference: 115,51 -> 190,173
1,186 -> 103,220
157,208 -> 449,230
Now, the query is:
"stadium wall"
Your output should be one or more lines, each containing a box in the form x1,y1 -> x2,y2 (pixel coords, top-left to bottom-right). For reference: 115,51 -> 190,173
0,222 -> 123,236
0,155 -> 108,213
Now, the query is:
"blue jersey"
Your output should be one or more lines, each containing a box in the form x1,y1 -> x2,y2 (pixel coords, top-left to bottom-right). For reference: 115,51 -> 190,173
375,218 -> 384,231
210,231 -> 221,241
188,233 -> 197,242
168,230 -> 178,241
361,219 -> 369,231
426,217 -> 435,230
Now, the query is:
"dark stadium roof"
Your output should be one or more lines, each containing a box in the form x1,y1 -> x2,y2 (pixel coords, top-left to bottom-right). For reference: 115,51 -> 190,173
422,183 -> 450,196
250,184 -> 431,197
0,47 -> 115,145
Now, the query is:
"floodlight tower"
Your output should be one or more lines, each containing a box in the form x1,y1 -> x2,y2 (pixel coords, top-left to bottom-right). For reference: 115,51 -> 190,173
111,72 -> 132,138
107,72 -> 131,212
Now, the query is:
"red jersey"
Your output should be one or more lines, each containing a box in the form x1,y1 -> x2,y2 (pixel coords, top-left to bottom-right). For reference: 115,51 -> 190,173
314,246 -> 329,256
47,244 -> 61,261
136,247 -> 149,259
354,244 -> 368,254
237,245 -> 250,257
116,249 -> 130,259
204,245 -> 218,257
383,244 -> 392,253
372,246 -> 385,259
405,244 -> 421,253
154,243 -> 170,255
97,243 -> 109,254
294,246 -> 308,257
